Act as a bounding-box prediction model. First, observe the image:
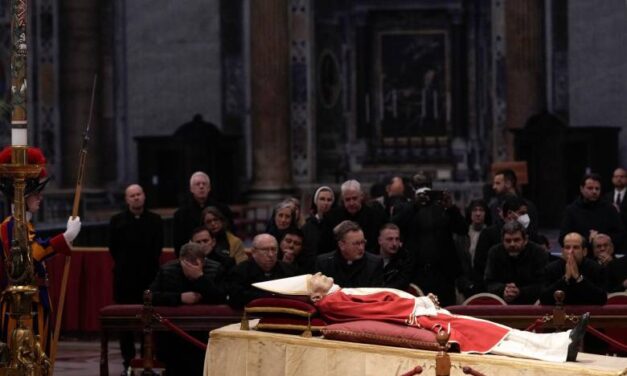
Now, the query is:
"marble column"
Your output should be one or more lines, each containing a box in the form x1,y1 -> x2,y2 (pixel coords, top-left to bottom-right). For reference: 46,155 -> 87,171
58,0 -> 103,187
504,0 -> 545,158
248,0 -> 293,199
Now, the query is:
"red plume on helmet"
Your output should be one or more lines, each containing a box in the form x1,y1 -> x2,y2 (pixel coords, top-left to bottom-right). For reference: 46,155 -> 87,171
0,146 -> 50,198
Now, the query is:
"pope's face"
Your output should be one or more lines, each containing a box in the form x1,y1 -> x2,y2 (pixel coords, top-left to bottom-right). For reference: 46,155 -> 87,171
309,273 -> 334,303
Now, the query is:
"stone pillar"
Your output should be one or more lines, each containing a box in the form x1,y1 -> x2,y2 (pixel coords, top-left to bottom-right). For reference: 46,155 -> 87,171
248,0 -> 293,199
504,0 -> 545,157
58,0 -> 103,187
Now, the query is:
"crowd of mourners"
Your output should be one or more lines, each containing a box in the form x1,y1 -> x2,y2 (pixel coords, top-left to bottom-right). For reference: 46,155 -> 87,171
108,168 -> 627,374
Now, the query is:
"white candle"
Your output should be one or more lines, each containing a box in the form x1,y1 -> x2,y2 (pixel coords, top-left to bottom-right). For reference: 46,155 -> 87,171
11,127 -> 27,146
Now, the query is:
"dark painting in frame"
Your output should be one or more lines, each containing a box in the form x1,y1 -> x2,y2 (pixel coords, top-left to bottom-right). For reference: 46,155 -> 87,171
375,30 -> 450,139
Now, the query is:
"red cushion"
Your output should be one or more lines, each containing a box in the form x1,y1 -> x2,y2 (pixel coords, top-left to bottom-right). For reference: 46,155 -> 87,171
246,297 -> 318,316
322,320 -> 440,351
256,316 -> 327,333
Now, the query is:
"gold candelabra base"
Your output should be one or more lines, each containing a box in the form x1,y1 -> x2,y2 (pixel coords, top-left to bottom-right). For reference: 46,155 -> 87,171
0,285 -> 51,376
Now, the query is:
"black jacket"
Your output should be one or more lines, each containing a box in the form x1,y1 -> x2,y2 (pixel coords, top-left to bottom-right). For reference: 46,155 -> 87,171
109,209 -> 164,303
607,256 -> 627,292
319,204 -> 387,254
226,260 -> 298,308
315,251 -> 384,288
382,247 -> 415,290
539,258 -> 607,305
484,242 -> 549,304
149,259 -> 226,306
559,197 -> 624,249
172,194 -> 233,255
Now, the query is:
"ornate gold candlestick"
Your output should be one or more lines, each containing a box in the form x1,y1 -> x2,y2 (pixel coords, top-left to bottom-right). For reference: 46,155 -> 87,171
0,0 -> 52,374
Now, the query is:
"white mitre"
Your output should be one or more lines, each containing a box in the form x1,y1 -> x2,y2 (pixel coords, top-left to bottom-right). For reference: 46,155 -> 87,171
252,274 -> 340,296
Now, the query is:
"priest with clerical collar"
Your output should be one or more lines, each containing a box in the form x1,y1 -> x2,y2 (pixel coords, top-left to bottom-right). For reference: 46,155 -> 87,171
314,220 -> 384,287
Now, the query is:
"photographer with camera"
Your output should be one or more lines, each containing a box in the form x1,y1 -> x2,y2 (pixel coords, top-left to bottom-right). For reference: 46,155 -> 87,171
392,173 -> 467,306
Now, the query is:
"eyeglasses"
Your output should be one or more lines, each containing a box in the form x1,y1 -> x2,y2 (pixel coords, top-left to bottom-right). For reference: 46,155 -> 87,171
255,247 -> 278,255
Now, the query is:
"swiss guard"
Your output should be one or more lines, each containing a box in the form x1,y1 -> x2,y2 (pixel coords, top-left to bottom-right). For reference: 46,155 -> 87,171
0,146 -> 81,354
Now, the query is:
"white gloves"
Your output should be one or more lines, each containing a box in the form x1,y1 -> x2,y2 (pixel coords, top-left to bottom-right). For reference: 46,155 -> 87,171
63,216 -> 82,244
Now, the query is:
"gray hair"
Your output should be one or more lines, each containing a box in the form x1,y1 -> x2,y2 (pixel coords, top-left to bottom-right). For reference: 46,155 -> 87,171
501,220 -> 527,239
189,171 -> 210,187
340,180 -> 361,196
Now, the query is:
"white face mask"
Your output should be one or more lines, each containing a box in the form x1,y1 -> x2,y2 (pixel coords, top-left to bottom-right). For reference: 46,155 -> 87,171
517,213 -> 531,229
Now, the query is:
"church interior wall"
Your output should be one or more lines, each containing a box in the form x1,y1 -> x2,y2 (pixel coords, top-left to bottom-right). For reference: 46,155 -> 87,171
123,0 -> 223,182
568,0 -> 627,167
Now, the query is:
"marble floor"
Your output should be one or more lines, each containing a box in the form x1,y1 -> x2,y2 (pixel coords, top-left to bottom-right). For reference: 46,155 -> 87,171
54,339 -> 125,376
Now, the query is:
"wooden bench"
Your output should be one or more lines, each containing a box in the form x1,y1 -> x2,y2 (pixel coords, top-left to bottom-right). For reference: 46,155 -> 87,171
445,304 -> 627,330
99,302 -> 242,376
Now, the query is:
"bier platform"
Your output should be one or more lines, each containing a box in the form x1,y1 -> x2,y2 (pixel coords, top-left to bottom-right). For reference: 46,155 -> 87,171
204,322 -> 627,376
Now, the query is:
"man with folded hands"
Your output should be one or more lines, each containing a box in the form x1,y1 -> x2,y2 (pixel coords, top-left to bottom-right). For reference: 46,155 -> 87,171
254,273 -> 589,363
484,220 -> 548,304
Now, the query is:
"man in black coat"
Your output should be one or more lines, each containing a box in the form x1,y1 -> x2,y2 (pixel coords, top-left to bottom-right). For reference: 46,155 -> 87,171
607,254 -> 627,292
484,221 -> 548,304
172,171 -> 233,256
603,167 -> 627,253
319,179 -> 387,254
560,173 -> 624,252
108,184 -> 163,373
540,232 -> 607,305
393,185 -> 467,307
150,242 -> 226,375
227,233 -> 298,307
474,195 -> 544,284
316,220 -> 384,288
378,223 -> 414,290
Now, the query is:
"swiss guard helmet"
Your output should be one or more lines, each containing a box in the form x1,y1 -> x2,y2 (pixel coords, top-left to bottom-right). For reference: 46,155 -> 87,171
0,146 -> 49,199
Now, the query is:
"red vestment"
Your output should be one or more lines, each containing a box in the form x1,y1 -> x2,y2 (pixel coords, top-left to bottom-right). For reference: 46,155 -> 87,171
316,289 -> 510,353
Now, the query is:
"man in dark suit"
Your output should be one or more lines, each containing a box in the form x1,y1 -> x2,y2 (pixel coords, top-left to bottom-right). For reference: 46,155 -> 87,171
540,232 -> 607,305
227,233 -> 298,307
484,221 -> 548,304
378,223 -> 414,290
316,220 -> 384,288
108,184 -> 163,373
560,173 -> 624,252
172,171 -> 234,256
319,179 -> 387,254
604,167 -> 627,253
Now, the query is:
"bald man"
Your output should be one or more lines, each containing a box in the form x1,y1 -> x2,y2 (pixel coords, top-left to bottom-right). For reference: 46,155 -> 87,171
226,233 -> 298,307
108,184 -> 164,372
539,232 -> 607,305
